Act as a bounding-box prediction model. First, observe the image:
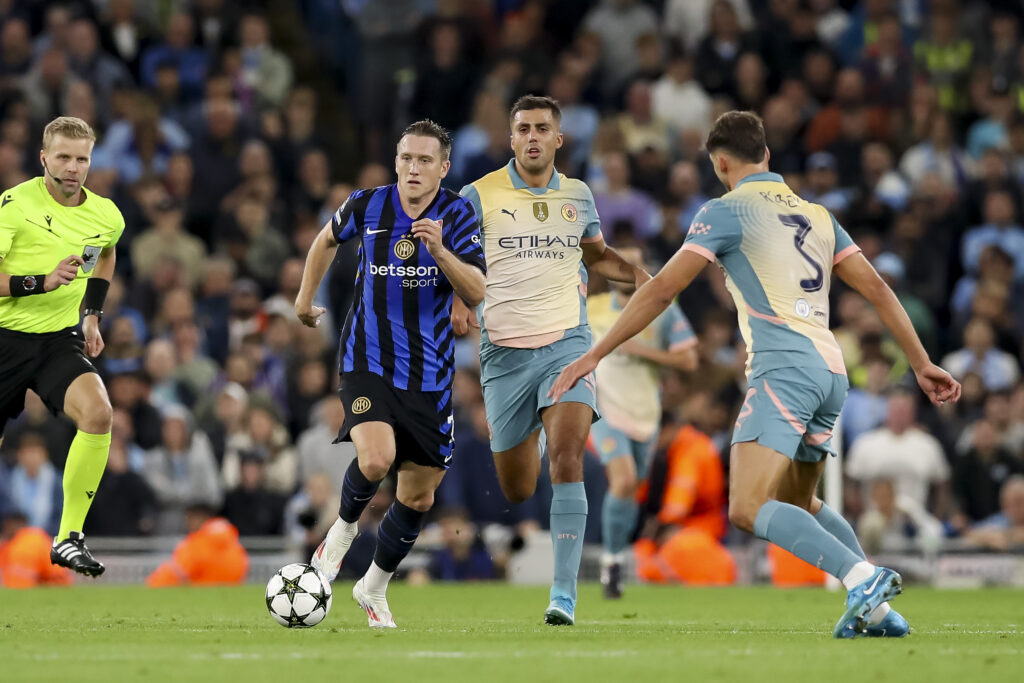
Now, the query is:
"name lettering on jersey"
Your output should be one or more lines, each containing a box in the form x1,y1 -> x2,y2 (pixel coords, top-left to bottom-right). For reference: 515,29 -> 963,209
533,201 -> 549,222
501,208 -> 518,221
560,203 -> 578,222
759,191 -> 800,208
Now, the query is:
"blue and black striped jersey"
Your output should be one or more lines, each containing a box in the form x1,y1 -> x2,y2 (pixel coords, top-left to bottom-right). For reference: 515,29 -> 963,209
332,184 -> 485,392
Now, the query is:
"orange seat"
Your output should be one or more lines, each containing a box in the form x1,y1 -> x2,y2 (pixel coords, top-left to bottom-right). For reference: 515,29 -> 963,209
147,517 -> 249,587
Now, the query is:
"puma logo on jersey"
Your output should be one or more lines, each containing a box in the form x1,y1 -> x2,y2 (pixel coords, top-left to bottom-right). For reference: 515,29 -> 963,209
501,209 -> 517,221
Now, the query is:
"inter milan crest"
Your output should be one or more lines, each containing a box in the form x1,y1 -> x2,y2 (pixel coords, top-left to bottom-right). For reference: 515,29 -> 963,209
394,238 -> 415,260
352,397 -> 371,414
533,201 -> 549,222
81,245 -> 101,273
560,203 -> 578,222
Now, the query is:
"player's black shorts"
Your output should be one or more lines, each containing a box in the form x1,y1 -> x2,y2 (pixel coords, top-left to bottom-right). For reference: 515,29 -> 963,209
337,371 -> 454,470
0,325 -> 98,438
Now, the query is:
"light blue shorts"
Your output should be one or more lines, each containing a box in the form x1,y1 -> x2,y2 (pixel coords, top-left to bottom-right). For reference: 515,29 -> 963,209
480,325 -> 599,453
732,367 -> 849,462
590,418 -> 657,479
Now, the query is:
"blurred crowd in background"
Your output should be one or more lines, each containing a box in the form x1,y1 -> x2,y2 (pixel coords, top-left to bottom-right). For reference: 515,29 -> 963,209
2,0 -> 1024,586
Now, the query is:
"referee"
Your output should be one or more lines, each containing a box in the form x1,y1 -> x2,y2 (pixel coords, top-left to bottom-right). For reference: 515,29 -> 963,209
0,116 -> 124,577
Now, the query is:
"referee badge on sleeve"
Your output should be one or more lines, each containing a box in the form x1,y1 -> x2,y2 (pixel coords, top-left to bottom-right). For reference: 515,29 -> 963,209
81,245 -> 101,273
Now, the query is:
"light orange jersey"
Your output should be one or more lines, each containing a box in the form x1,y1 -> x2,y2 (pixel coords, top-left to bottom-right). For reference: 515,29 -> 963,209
0,527 -> 73,588
146,517 -> 248,586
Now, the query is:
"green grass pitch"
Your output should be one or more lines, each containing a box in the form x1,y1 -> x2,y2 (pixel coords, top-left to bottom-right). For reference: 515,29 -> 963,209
1,584 -> 1021,683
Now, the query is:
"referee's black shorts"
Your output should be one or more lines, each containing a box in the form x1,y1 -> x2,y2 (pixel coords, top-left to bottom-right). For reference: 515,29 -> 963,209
0,325 -> 98,439
336,371 -> 454,470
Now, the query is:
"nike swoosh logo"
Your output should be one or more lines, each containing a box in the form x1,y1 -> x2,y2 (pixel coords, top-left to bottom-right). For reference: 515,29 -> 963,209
353,495 -> 373,502
400,537 -> 416,543
862,572 -> 883,595
367,228 -> 388,235
444,455 -> 453,464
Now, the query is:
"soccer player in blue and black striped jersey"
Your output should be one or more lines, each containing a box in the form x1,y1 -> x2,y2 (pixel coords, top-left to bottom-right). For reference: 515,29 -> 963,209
294,120 -> 485,628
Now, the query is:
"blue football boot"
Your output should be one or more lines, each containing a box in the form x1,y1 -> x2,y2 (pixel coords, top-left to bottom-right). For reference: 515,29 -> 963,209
833,567 -> 903,638
836,608 -> 910,638
544,595 -> 575,626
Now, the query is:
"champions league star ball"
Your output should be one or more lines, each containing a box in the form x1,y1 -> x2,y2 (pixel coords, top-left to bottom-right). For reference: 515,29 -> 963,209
265,563 -> 333,628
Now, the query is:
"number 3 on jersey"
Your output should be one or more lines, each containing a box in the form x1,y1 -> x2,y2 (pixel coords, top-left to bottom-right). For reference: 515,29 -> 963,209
778,214 -> 823,293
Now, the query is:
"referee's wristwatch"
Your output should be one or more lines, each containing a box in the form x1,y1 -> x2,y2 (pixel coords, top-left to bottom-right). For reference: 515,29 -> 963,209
83,308 -> 104,321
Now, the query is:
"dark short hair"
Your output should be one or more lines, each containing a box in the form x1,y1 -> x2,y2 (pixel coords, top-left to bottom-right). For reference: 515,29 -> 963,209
705,111 -> 767,164
510,95 -> 562,126
400,119 -> 452,160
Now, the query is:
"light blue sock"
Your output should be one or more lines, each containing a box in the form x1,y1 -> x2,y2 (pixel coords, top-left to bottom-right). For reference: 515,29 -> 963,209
814,503 -> 867,560
754,500 -> 862,579
550,482 -> 588,603
602,494 -> 638,556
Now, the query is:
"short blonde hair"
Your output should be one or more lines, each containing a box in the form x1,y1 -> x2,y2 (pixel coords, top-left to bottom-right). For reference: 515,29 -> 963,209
42,116 -> 96,150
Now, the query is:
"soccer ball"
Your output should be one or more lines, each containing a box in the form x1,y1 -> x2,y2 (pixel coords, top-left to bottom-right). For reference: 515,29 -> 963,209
265,563 -> 333,628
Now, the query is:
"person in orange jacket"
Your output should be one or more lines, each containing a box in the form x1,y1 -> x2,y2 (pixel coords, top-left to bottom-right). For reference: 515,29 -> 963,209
0,512 -> 73,588
146,504 -> 249,586
634,424 -> 737,585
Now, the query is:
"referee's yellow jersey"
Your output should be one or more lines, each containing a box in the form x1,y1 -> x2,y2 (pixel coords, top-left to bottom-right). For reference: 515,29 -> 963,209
0,177 -> 124,333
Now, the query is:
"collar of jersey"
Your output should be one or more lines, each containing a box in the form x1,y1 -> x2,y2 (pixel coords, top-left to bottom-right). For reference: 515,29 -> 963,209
734,171 -> 784,188
506,159 -> 560,194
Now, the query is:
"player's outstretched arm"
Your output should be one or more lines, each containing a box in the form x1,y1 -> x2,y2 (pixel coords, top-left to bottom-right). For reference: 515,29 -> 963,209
549,248 -> 709,401
411,218 -> 485,306
294,222 -> 338,328
834,251 -> 960,406
582,238 -> 651,288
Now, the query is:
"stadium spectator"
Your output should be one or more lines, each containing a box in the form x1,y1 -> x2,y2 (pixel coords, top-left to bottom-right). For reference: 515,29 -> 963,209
952,418 -> 1024,527
802,151 -> 854,217
0,512 -> 72,588
284,472 -> 340,559
221,404 -> 297,496
144,339 -> 195,411
65,18 -> 133,115
410,20 -> 477,132
857,11 -> 913,108
841,355 -> 893,449
693,0 -> 758,99
665,160 -> 710,235
899,111 -> 971,189
97,0 -> 155,81
93,93 -> 191,185
146,504 -> 248,586
846,391 -> 951,518
222,449 -> 287,536
130,196 -> 206,289
7,432 -> 62,537
592,151 -> 658,240
236,13 -> 293,110
581,0 -> 658,98
140,12 -> 209,101
296,398 -> 355,493
419,507 -> 496,582
857,478 -> 944,554
961,190 -> 1024,280
941,318 -> 1020,392
964,475 -> 1024,551
142,406 -> 222,534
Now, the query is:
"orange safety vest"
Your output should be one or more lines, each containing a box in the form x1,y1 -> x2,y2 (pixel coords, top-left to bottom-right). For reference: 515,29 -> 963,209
147,517 -> 249,587
0,527 -> 73,588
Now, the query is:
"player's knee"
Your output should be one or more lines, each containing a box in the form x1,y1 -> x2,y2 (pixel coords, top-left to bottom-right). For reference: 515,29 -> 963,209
499,478 -> 536,504
358,450 -> 395,481
728,500 -> 758,534
548,449 -> 583,484
80,398 -> 113,434
401,490 -> 435,512
609,472 -> 638,499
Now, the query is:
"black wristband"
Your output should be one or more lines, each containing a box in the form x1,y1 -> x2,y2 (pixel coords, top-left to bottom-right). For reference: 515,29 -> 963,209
9,274 -> 47,297
83,277 -> 110,311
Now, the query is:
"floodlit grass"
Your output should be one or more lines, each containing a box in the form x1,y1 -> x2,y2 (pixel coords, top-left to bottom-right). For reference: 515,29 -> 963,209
1,584 -> 1021,682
